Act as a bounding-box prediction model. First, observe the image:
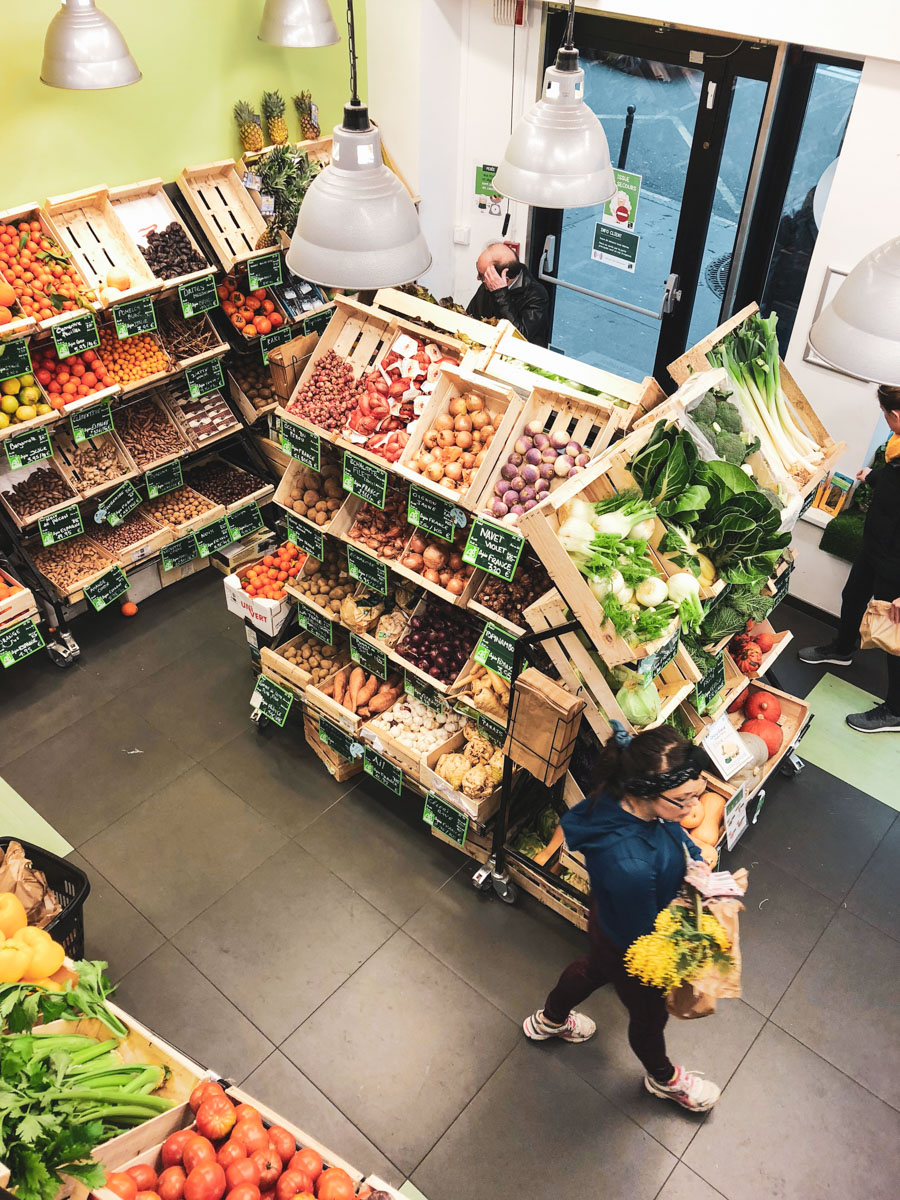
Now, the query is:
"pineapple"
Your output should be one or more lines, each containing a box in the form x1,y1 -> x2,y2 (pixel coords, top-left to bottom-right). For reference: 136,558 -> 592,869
293,91 -> 320,141
234,100 -> 263,153
262,91 -> 288,146
255,226 -> 279,250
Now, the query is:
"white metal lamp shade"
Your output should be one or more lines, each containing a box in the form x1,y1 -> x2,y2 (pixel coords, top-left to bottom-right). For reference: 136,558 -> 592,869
808,236 -> 900,386
41,0 -> 140,90
493,61 -> 616,209
286,121 -> 431,290
258,0 -> 339,48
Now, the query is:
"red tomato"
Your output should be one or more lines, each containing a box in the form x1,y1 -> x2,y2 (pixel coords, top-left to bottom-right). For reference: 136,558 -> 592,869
233,1123 -> 270,1155
250,1151 -> 281,1190
157,1168 -> 186,1200
267,1128 -> 295,1164
216,1141 -> 246,1170
234,1104 -> 261,1124
275,1171 -> 312,1200
135,1191 -> 161,1200
225,1161 -> 261,1191
182,1137 -> 216,1174
127,1167 -> 158,1192
190,1082 -> 227,1114
315,1170 -> 355,1200
184,1164 -> 225,1200
105,1173 -> 138,1200
288,1152 -> 322,1184
161,1131 -> 194,1169
227,1187 -> 261,1200
196,1098 -> 236,1141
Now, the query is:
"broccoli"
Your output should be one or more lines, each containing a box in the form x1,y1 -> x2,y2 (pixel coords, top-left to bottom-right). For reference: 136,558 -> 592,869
691,393 -> 717,424
714,399 -> 744,434
715,431 -> 747,464
693,419 -> 716,446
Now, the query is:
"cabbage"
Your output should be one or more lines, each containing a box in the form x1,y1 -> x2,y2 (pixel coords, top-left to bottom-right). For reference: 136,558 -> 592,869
615,672 -> 660,728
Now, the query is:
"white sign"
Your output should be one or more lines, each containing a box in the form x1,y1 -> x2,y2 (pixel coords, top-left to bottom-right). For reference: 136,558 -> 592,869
702,714 -> 753,781
724,784 -> 749,850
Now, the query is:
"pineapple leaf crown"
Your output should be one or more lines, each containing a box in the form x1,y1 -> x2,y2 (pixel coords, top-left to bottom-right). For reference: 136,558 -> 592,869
233,99 -> 259,124
262,90 -> 285,118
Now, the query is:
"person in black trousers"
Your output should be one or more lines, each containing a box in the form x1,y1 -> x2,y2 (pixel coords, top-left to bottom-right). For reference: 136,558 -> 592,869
799,384 -> 900,732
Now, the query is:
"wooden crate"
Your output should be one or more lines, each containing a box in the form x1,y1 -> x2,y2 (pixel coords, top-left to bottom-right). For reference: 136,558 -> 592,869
29,535 -> 121,602
176,161 -> 269,271
304,662 -> 367,735
155,299 -> 228,371
53,427 -> 139,500
112,388 -> 191,470
109,178 -> 213,289
507,852 -> 589,931
185,455 -> 274,515
45,186 -> 161,304
0,567 -> 37,629
0,404 -> 61,444
273,456 -> 348,532
0,455 -> 80,529
466,573 -> 528,636
372,287 -> 507,349
0,201 -> 98,333
261,633 -> 349,695
240,135 -> 334,177
144,486 -> 226,535
418,730 -> 503,824
164,379 -> 241,451
85,507 -> 172,565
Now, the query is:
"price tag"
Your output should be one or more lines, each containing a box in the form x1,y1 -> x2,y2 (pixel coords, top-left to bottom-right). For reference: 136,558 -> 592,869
693,651 -> 726,713
423,792 -> 468,847
0,617 -> 45,668
84,565 -> 129,611
286,513 -> 323,560
404,671 -> 443,712
160,531 -> 199,571
302,307 -> 332,337
408,484 -> 467,543
279,418 -> 321,471
0,338 -> 31,383
799,489 -> 816,518
247,251 -> 283,291
318,715 -> 364,761
260,325 -> 292,366
702,712 -> 753,781
637,630 -> 679,679
342,452 -> 387,508
178,274 -> 218,319
52,312 -> 99,359
185,358 -> 224,399
349,632 -> 388,680
703,582 -> 732,616
103,480 -> 142,526
364,747 -> 403,795
346,545 -> 388,594
145,459 -> 182,500
113,296 -> 156,340
195,516 -> 233,558
39,504 -> 83,547
226,503 -> 264,540
462,517 -> 525,581
478,713 -> 507,747
70,401 -> 113,444
724,784 -> 748,851
770,561 -> 794,607
252,674 -> 293,727
472,622 -> 517,681
296,600 -> 333,644
4,426 -> 52,470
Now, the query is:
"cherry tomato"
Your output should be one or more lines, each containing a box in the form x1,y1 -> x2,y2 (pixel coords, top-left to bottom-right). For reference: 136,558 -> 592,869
266,1127 -> 295,1164
250,1150 -> 281,1191
184,1164 -> 226,1200
157,1168 -> 186,1200
161,1131 -> 194,1169
233,1123 -> 270,1156
216,1141 -> 246,1170
315,1170 -> 355,1200
275,1171 -> 311,1200
234,1104 -> 261,1124
196,1098 -> 236,1142
105,1173 -> 138,1200
127,1166 -> 158,1192
228,1187 -> 261,1200
189,1082 -> 227,1114
182,1136 -> 216,1174
288,1151 -> 322,1184
225,1161 -> 261,1191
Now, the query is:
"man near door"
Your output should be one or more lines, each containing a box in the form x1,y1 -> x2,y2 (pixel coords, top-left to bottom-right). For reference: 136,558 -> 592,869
467,243 -> 550,347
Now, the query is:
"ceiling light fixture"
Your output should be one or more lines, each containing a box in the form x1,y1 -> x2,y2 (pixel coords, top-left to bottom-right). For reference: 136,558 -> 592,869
41,0 -> 140,91
493,0 -> 615,209
258,0 -> 339,49
286,0 -> 431,290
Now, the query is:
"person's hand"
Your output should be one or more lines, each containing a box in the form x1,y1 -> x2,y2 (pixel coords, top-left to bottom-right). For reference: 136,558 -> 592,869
856,467 -> 871,482
482,263 -> 509,292
890,597 -> 900,624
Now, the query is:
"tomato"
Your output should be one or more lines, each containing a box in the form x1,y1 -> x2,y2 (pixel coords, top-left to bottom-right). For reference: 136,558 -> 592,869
127,1166 -> 158,1192
250,1150 -> 281,1190
275,1171 -> 312,1200
161,1131 -> 194,1169
228,1187 -> 260,1200
267,1128 -> 295,1164
182,1136 -> 216,1174
105,1173 -> 138,1200
157,1168 -> 186,1200
233,1123 -> 270,1155
135,1191 -> 161,1200
234,1104 -> 261,1124
216,1141 -> 246,1170
315,1170 -> 355,1200
288,1152 -> 322,1184
196,1098 -> 236,1141
225,1161 -> 261,1191
183,1164 -> 225,1200
190,1082 -> 227,1114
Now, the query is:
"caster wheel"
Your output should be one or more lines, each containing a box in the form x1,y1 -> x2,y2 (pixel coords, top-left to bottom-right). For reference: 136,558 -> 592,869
47,645 -> 78,668
780,761 -> 797,778
492,877 -> 518,904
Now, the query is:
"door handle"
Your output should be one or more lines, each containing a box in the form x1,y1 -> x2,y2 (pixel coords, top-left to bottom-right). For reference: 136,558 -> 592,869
538,235 -> 681,322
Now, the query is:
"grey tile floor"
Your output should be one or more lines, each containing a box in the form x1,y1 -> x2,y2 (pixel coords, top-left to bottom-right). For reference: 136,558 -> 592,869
5,574 -> 900,1199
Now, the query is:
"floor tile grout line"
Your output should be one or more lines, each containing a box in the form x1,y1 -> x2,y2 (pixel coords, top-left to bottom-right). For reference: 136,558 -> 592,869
833,810 -> 899,911
651,1161 -> 730,1200
71,756 -> 200,856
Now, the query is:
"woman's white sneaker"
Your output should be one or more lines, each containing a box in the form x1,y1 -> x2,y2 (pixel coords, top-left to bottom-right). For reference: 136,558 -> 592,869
644,1065 -> 721,1111
523,1009 -> 596,1042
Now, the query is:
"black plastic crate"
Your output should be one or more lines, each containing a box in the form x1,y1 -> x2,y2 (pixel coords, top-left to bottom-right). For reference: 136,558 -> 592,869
0,837 -> 90,960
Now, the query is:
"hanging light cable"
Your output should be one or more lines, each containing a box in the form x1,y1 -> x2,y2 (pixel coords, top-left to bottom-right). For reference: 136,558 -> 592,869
258,0 -> 339,49
41,0 -> 140,90
493,0 -> 615,209
286,0 -> 431,289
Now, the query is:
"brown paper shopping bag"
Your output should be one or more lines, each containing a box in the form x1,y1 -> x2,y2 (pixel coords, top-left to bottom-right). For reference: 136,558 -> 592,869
860,600 -> 900,655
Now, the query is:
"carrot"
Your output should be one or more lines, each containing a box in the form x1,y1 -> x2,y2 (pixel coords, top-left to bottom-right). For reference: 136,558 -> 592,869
347,666 -> 366,712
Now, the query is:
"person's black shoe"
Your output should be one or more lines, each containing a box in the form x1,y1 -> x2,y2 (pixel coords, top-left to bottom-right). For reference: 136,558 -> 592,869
846,703 -> 900,733
798,642 -> 854,666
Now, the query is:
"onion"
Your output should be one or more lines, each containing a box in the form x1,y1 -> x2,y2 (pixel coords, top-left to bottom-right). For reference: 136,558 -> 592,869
448,551 -> 463,570
465,394 -> 484,413
533,433 -> 550,450
575,452 -> 590,467
514,436 -> 532,455
550,431 -> 569,450
424,569 -> 441,584
501,462 -> 517,481
447,576 -> 465,595
554,455 -> 574,477
444,461 -> 463,482
439,570 -> 452,586
438,429 -> 456,448
471,411 -> 490,430
474,450 -> 488,466
523,421 -> 544,437
566,441 -> 582,457
462,452 -> 477,468
409,532 -> 427,553
491,499 -> 508,517
449,397 -> 467,416
520,464 -> 539,484
426,462 -> 444,482
434,414 -> 454,431
456,431 -> 473,449
454,413 -> 473,432
524,448 -> 542,466
401,553 -> 424,571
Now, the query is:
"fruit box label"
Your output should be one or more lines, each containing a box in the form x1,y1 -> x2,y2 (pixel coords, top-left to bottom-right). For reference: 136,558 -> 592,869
724,784 -> 748,851
364,747 -> 403,795
478,713 -> 507,747
770,561 -> 794,607
318,715 -> 363,761
462,518 -> 524,582
694,652 -> 726,711
280,418 -> 321,471
286,513 -> 323,560
342,452 -> 387,509
296,601 -> 333,644
84,566 -> 129,612
185,358 -> 224,399
4,426 -> 52,470
145,459 -> 182,500
404,671 -> 443,712
346,545 -> 388,595
302,307 -> 333,338
350,632 -> 388,679
179,275 -> 218,319
195,517 -> 233,558
423,791 -> 468,847
408,485 -> 466,543
52,312 -> 99,359
0,617 -> 45,668
114,296 -> 156,340
70,401 -> 113,444
0,339 -> 31,383
260,325 -> 292,366
39,503 -> 83,547
102,480 -> 142,526
637,631 -> 679,679
252,674 -> 293,727
227,503 -> 264,540
473,622 -> 517,682
161,531 -> 199,571
247,252 -> 283,292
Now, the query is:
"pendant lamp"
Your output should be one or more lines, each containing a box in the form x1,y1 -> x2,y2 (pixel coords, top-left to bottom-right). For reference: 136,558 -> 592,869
41,0 -> 140,90
286,0 -> 430,290
493,0 -> 615,209
808,235 -> 900,386
258,0 -> 339,48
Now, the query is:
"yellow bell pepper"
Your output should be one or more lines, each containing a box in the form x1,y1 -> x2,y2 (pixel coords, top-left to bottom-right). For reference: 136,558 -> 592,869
0,938 -> 31,983
0,893 -> 27,938
9,926 -> 65,981
29,977 -> 64,991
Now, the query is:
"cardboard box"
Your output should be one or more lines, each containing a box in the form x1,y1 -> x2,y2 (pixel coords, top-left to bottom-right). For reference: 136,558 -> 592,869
504,667 -> 585,786
223,571 -> 292,636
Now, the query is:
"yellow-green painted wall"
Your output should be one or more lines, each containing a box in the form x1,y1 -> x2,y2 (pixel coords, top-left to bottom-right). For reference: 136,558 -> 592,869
5,0 -> 366,209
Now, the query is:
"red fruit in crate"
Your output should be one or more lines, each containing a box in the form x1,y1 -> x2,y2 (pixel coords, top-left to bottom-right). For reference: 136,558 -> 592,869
182,1137 -> 216,1174
196,1097 -> 236,1141
727,691 -> 746,714
127,1167 -> 158,1192
225,1161 -> 261,1191
315,1171 -> 355,1200
276,1171 -> 312,1200
189,1081 -> 225,1113
739,717 -> 783,758
288,1153 -> 322,1185
754,630 -> 775,653
744,691 -> 782,722
158,1169 -> 187,1200
234,1104 -> 261,1124
161,1132 -> 193,1169
184,1164 -> 225,1200
105,1174 -> 138,1200
250,1151 -> 281,1191
267,1128 -> 296,1164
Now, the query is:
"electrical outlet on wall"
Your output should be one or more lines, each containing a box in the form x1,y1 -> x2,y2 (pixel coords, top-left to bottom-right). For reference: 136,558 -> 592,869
453,226 -> 471,245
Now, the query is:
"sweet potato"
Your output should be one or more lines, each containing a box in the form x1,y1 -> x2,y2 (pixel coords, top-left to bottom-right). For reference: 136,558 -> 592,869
347,666 -> 366,711
333,666 -> 350,707
357,674 -> 379,708
369,688 -> 399,714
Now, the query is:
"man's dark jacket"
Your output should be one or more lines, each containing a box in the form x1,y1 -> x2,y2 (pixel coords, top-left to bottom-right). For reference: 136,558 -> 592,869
467,267 -> 550,346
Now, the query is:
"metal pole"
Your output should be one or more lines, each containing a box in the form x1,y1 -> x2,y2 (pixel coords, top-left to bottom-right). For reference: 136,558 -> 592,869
617,105 -> 636,170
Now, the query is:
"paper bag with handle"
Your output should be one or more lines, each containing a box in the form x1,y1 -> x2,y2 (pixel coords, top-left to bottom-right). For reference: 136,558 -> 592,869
860,600 -> 900,655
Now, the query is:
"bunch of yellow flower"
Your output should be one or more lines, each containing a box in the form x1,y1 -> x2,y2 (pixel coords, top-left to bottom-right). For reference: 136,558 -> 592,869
624,894 -> 732,992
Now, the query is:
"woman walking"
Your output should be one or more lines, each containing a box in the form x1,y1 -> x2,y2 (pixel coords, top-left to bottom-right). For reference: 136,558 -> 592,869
524,725 -> 721,1113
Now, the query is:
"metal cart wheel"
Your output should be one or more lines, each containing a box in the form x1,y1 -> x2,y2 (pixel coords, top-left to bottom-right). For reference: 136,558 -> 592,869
492,875 -> 518,904
46,631 -> 80,668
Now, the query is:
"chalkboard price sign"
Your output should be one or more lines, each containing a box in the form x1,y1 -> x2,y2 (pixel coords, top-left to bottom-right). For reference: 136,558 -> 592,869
113,296 -> 156,340
145,459 -> 182,500
226,503 -> 264,540
472,622 -> 517,681
286,513 -> 323,560
346,545 -> 388,594
52,312 -> 99,359
0,617 -> 45,668
693,651 -> 726,713
407,485 -> 466,543
423,792 -> 468,847
160,531 -> 199,571
342,452 -> 387,508
84,566 -> 129,611
637,630 -> 679,679
296,601 -> 333,644
70,401 -> 113,444
178,274 -> 218,319
103,480 -> 142,526
280,418 -> 321,471
4,426 -> 52,470
318,715 -> 364,761
260,325 -> 292,366
39,504 -> 83,547
195,516 -> 233,558
478,713 -> 507,748
302,307 -> 333,337
252,674 -> 293,727
364,747 -> 403,795
0,338 -> 31,383
185,358 -> 224,399
349,632 -> 388,680
462,518 -> 525,581
770,561 -> 795,607
247,251 -> 283,291
404,671 -> 443,712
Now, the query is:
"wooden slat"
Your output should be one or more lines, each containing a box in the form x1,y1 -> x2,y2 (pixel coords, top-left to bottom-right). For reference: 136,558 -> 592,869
177,161 -> 268,271
109,178 -> 214,289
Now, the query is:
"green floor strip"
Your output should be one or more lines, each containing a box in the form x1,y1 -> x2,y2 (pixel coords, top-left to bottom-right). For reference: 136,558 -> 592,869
0,777 -> 72,856
798,673 -> 900,813
398,1185 -> 429,1200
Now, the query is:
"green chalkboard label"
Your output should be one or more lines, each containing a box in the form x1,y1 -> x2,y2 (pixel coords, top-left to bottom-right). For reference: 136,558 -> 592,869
102,479 -> 142,526
423,792 -> 468,847
342,452 -> 386,508
318,715 -> 364,761
296,600 -> 333,644
70,401 -> 113,444
280,417 -> 321,471
462,517 -> 525,581
39,504 -> 83,547
4,425 -> 52,470
260,325 -> 293,366
349,632 -> 388,680
179,274 -> 218,319
302,307 -> 333,337
770,561 -> 794,607
478,713 -> 507,747
52,312 -> 99,359
0,338 -> 31,383
160,531 -> 199,571
408,484 -> 467,543
0,617 -> 45,668
247,252 -> 283,291
346,545 -> 388,594
799,489 -> 816,518
145,459 -> 182,500
364,747 -> 403,795
637,630 -> 679,679
286,513 -> 324,560
693,651 -> 726,713
253,674 -> 293,727
472,622 -> 517,682
84,565 -> 129,611
703,582 -> 732,616
113,295 -> 156,340
404,671 -> 443,712
195,516 -> 233,558
227,502 -> 264,540
185,357 -> 224,399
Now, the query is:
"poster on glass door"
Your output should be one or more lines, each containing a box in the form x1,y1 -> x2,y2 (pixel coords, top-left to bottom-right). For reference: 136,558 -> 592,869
592,224 -> 640,272
602,168 -> 642,231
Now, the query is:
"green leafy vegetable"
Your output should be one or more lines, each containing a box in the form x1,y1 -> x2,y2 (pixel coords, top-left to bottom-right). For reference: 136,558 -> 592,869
0,962 -> 127,1037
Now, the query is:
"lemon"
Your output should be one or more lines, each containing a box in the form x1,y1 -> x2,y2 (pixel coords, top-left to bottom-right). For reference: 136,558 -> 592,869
18,374 -> 34,388
1,378 -> 20,396
1,396 -> 19,415
0,413 -> 9,429
15,405 -> 36,422
19,386 -> 40,406
36,404 -> 51,416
